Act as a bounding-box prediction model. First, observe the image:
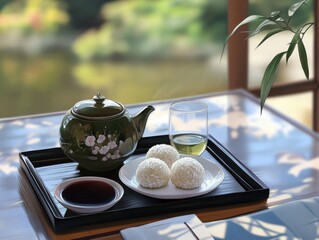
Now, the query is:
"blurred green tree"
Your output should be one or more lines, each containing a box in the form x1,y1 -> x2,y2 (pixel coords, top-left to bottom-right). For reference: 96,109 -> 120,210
0,0 -> 69,35
73,0 -> 227,60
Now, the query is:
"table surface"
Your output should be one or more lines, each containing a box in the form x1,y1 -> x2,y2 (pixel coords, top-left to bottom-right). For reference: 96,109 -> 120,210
1,89 -> 319,240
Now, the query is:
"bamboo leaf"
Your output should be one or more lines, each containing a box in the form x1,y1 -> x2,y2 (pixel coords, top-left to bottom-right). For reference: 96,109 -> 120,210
269,11 -> 285,23
270,11 -> 281,20
275,17 -> 285,22
286,29 -> 301,63
298,39 -> 309,79
221,15 -> 266,58
256,29 -> 286,49
249,19 -> 277,38
260,51 -> 286,112
288,0 -> 307,17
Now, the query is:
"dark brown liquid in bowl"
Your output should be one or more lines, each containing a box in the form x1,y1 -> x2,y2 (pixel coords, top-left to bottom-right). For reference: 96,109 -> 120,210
61,180 -> 116,205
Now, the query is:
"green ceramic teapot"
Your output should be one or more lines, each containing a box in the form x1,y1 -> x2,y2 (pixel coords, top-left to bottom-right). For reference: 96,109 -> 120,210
59,93 -> 154,172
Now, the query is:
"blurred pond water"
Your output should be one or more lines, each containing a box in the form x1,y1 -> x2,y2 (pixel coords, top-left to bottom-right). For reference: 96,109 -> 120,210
0,50 -> 227,118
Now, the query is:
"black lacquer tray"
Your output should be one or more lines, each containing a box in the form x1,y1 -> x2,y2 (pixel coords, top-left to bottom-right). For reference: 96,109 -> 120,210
19,135 -> 269,232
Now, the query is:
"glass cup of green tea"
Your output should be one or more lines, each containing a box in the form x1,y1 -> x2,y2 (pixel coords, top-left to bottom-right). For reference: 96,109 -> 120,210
169,101 -> 208,156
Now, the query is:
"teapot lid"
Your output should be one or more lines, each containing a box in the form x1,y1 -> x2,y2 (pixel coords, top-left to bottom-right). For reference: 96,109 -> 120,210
71,93 -> 124,120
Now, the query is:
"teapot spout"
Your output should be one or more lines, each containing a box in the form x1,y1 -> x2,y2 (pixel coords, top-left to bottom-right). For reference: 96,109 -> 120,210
133,105 -> 155,140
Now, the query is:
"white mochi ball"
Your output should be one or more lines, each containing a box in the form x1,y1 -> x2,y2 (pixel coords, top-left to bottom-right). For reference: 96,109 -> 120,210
146,144 -> 179,168
136,158 -> 170,189
171,157 -> 205,189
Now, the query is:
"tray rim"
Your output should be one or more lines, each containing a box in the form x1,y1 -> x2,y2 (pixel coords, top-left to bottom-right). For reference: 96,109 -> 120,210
19,134 -> 269,232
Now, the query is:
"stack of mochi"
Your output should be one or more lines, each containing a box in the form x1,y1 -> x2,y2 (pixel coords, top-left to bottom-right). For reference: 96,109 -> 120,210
135,144 -> 205,189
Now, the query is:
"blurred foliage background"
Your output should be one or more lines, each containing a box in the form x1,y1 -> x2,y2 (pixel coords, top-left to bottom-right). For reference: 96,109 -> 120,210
0,0 -> 313,118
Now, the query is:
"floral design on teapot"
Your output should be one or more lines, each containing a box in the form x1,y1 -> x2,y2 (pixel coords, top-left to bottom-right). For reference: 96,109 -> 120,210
62,123 -> 134,163
84,133 -> 122,161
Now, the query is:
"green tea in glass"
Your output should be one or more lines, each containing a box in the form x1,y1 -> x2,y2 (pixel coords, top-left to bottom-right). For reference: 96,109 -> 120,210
169,101 -> 208,156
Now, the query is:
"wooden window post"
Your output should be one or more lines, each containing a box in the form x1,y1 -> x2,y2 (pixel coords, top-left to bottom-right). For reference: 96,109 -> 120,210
227,0 -> 249,90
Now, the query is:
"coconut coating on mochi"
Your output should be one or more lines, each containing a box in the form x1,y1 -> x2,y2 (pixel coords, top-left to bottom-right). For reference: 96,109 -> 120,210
136,158 -> 171,189
171,157 -> 205,189
146,144 -> 179,168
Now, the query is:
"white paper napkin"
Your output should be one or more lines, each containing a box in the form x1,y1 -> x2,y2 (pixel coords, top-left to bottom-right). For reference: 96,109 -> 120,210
120,214 -> 212,240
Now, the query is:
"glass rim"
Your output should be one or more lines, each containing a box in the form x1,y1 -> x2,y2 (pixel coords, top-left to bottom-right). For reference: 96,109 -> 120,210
170,101 -> 207,113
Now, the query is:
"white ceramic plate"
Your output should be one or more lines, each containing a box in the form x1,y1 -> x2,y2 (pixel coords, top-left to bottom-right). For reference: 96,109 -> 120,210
54,176 -> 124,214
118,155 -> 225,199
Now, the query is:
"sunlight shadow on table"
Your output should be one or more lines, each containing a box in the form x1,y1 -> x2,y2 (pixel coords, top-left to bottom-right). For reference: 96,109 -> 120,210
206,196 -> 319,240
